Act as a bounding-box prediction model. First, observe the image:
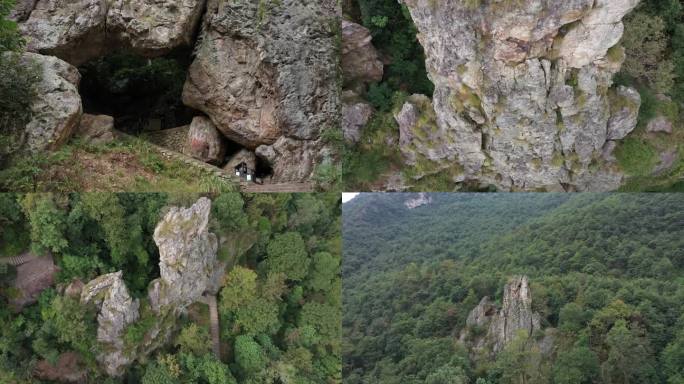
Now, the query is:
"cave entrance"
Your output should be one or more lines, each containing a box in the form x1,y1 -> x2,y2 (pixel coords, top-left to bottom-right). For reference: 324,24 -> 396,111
78,49 -> 197,135
255,155 -> 274,181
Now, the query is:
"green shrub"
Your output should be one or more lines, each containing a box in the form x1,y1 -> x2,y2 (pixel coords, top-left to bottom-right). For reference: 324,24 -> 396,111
614,136 -> 658,176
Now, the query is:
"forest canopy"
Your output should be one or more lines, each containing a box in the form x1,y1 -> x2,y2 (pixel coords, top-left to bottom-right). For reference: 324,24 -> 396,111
0,192 -> 341,384
343,193 -> 684,384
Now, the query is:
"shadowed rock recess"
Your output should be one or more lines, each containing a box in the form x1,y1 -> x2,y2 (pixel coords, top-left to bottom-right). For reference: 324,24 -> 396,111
15,0 -> 341,183
394,0 -> 641,191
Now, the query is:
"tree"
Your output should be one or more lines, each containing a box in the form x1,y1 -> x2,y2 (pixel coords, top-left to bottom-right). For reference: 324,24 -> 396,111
601,320 -> 659,384
20,194 -> 68,254
661,328 -> 684,384
211,193 -> 248,231
219,266 -> 257,313
622,12 -> 674,93
425,365 -> 469,384
305,251 -> 338,292
552,345 -> 599,384
494,330 -> 547,384
175,323 -> 211,356
234,335 -> 267,378
559,302 -> 590,334
265,232 -> 310,281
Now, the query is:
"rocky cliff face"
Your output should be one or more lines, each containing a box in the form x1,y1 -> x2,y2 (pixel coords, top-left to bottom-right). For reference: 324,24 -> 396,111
80,271 -> 140,376
182,0 -> 341,181
15,0 -> 340,183
399,0 -> 641,191
404,192 -> 432,209
19,0 -> 205,66
80,197 -> 222,376
461,276 -> 546,356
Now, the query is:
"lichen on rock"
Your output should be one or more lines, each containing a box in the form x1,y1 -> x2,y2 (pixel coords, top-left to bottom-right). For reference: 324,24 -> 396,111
399,0 -> 641,191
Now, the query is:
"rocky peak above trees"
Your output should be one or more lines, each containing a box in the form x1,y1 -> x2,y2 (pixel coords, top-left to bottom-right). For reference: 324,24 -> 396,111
460,276 -> 550,358
79,197 -> 224,376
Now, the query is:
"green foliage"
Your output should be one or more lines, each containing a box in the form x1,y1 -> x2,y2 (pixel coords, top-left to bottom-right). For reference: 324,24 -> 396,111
40,295 -> 98,361
234,335 -> 268,378
19,194 -> 68,254
219,266 -> 258,313
175,323 -> 211,356
614,136 -> 658,176
265,232 -> 310,281
211,193 -> 248,231
343,193 -> 684,384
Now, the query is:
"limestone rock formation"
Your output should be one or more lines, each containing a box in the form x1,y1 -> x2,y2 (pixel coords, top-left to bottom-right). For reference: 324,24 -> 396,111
404,192 -> 432,209
79,198 -> 223,376
341,20 -> 383,86
460,276 -> 543,356
76,114 -> 114,144
343,101 -> 374,143
400,0 -> 641,191
21,52 -> 82,152
150,196 -> 219,312
80,271 -> 140,376
647,116 -> 674,134
184,116 -> 226,164
19,0 -> 206,66
183,0 -> 340,182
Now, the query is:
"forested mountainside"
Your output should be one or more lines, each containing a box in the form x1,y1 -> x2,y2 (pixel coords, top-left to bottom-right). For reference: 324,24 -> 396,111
343,193 -> 684,384
0,193 -> 341,383
0,0 -> 340,192
342,0 -> 684,192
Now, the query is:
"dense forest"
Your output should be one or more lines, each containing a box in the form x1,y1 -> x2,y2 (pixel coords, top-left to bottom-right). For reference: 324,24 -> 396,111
343,193 -> 684,384
0,192 -> 341,383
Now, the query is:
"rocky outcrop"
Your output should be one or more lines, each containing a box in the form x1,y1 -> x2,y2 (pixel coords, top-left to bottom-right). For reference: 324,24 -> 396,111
81,198 -> 223,376
343,101 -> 374,143
34,352 -> 87,383
647,116 -> 674,134
184,116 -> 226,164
76,114 -> 114,144
341,20 -> 383,86
19,0 -> 206,66
460,276 -> 544,356
404,192 -> 432,209
150,196 -> 220,312
21,52 -> 82,152
80,271 -> 140,376
400,0 -> 641,191
182,0 -> 340,182
9,253 -> 58,309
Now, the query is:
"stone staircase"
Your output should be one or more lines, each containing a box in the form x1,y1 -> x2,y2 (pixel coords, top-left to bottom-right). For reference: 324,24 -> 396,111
0,252 -> 39,266
200,294 -> 221,359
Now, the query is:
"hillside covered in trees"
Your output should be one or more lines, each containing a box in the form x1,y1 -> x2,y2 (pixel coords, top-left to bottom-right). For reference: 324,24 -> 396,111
343,193 -> 684,384
0,192 -> 341,383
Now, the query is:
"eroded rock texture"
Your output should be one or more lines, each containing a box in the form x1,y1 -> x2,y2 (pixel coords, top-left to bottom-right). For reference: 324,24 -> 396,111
80,271 -> 140,376
19,0 -> 206,66
400,0 -> 641,191
81,198 -> 222,377
342,20 -> 383,86
21,52 -> 83,152
183,0 -> 341,182
460,276 -> 550,358
150,196 -> 220,312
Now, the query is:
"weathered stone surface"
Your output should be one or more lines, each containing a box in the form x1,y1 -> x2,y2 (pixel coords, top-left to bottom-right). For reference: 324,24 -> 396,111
81,271 -> 140,377
488,276 -> 541,353
400,0 -> 641,191
460,276 -> 544,356
342,20 -> 383,86
647,116 -> 674,134
19,0 -> 205,66
404,193 -> 432,209
151,197 -> 219,312
184,116 -> 226,164
9,254 -> 58,309
64,279 -> 84,298
256,137 -> 323,182
653,149 -> 678,175
76,114 -> 114,144
9,0 -> 37,21
182,0 -> 340,181
395,94 -> 463,180
224,148 -> 258,173
21,52 -> 82,152
342,101 -> 373,143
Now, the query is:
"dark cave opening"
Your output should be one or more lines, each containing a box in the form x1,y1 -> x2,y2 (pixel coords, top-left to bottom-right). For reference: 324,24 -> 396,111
255,156 -> 274,180
78,48 -> 197,134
